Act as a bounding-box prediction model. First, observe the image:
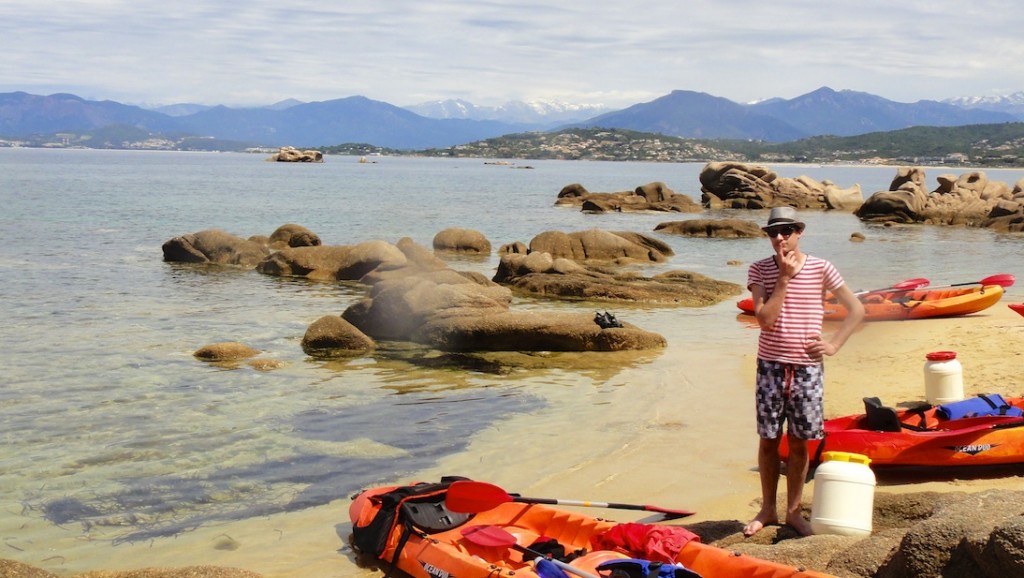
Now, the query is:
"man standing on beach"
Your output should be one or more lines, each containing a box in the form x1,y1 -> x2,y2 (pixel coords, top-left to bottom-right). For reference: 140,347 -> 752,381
743,206 -> 865,537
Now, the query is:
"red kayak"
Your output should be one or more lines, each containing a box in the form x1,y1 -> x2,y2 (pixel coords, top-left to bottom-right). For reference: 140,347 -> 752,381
1010,303 -> 1024,318
737,284 -> 1005,321
780,395 -> 1024,468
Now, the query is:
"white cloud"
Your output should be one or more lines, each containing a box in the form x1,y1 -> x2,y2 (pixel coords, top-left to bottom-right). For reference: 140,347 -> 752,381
1,0 -> 1022,108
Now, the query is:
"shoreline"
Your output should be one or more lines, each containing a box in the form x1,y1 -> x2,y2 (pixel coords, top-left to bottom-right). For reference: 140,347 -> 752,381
6,301 -> 1024,577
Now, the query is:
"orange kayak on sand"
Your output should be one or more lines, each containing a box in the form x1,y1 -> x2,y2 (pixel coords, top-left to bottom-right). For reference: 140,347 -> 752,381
349,479 -> 834,578
779,395 -> 1024,468
736,284 -> 1004,321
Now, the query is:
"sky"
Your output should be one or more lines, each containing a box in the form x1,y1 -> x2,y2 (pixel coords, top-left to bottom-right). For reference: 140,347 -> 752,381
3,0 -> 1024,110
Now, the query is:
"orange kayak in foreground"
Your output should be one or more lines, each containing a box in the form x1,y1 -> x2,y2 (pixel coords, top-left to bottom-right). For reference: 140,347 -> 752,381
780,395 -> 1024,468
736,284 -> 1004,321
349,480 -> 834,578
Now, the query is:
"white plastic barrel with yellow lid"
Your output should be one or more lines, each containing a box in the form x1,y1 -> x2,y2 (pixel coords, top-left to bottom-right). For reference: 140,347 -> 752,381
924,350 -> 964,404
810,451 -> 876,536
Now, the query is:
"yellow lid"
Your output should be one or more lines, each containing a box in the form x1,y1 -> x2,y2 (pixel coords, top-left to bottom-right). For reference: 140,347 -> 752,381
821,451 -> 871,465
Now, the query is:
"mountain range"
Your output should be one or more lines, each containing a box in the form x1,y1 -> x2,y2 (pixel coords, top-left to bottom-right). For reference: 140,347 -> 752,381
0,88 -> 1021,150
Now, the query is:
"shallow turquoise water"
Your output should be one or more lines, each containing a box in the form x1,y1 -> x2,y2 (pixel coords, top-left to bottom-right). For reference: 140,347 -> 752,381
1,148 -> 1022,548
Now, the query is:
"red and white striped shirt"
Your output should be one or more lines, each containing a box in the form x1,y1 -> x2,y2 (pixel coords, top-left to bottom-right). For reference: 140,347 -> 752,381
747,254 -> 845,365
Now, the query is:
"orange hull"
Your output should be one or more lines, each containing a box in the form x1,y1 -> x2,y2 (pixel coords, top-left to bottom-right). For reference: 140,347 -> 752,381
350,483 -> 834,578
780,397 -> 1024,468
736,284 -> 1004,322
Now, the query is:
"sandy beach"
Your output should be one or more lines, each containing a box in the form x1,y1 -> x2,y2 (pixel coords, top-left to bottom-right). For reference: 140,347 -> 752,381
5,296 -> 1024,578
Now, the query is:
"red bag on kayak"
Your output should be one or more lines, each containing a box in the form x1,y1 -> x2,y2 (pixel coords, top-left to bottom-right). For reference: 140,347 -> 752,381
590,522 -> 700,563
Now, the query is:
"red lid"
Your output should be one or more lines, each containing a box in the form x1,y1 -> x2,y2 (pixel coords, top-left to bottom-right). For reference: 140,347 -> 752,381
926,351 -> 957,361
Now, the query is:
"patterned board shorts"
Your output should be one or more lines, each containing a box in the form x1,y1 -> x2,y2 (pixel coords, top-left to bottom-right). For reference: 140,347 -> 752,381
755,358 -> 825,440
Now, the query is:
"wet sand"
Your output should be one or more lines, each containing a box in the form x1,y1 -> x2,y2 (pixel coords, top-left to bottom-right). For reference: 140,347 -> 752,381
7,300 -> 1024,577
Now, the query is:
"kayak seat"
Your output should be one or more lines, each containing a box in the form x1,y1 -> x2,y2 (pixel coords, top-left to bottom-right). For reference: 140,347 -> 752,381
863,397 -> 933,432
863,397 -> 902,432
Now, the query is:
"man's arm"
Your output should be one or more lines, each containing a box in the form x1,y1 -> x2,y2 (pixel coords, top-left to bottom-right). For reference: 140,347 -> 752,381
807,283 -> 865,357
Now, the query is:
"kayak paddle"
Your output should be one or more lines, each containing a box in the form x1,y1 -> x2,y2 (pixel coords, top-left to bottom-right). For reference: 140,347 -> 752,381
905,273 -> 1016,291
446,480 -> 695,519
461,525 -> 599,578
854,277 -> 929,296
951,273 -> 1016,288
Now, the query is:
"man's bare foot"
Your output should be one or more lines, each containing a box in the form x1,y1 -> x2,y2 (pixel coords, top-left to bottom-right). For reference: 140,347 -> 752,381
743,511 -> 779,537
786,514 -> 814,536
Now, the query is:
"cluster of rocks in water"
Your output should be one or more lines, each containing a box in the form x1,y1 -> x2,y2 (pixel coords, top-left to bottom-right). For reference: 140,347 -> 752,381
265,146 -> 324,163
166,161 -> 1024,365
163,223 -> 742,364
559,161 -> 1024,232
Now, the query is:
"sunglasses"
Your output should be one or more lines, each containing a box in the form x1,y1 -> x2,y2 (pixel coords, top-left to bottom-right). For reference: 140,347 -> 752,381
766,225 -> 801,238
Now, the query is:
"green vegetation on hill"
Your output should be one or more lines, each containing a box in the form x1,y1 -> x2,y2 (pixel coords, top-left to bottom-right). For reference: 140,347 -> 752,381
8,122 -> 1024,167
410,123 -> 1024,167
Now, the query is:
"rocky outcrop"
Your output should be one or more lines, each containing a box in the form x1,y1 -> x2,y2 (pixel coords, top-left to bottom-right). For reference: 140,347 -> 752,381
857,167 -> 1024,230
698,489 -> 1024,578
699,162 -> 863,210
255,240 -> 407,281
556,182 -> 703,213
161,229 -> 270,267
494,252 -> 743,306
654,218 -> 765,238
163,230 -> 675,356
266,146 -> 323,162
432,228 -> 492,254
340,267 -> 666,352
527,229 -> 674,263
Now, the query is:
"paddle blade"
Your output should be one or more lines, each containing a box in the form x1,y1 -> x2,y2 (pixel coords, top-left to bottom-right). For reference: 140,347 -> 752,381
890,277 -> 930,291
535,558 -> 572,578
982,273 -> 1015,288
460,524 -> 517,548
446,480 -> 513,513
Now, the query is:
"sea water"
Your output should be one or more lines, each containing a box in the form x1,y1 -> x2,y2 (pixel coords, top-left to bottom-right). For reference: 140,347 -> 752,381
0,148 -> 1022,572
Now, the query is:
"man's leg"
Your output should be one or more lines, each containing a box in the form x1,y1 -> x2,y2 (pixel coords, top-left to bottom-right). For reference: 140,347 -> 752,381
784,436 -> 813,535
744,436 -> 782,536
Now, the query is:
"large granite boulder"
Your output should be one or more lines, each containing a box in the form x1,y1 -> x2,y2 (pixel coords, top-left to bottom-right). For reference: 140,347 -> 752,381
255,240 -> 406,281
359,237 -> 451,285
654,218 -> 765,238
556,182 -> 703,213
699,162 -> 863,210
433,228 -> 492,254
340,268 -> 665,351
343,269 -> 512,341
162,229 -> 270,267
527,229 -> 674,263
856,168 -> 1022,227
494,252 -> 743,306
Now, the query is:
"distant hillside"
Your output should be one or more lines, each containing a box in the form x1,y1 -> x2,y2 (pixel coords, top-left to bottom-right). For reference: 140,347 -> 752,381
2,88 -> 1023,152
0,92 -> 178,135
752,87 -> 1015,137
572,90 -> 807,142
418,123 -> 1024,167
754,122 -> 1024,165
